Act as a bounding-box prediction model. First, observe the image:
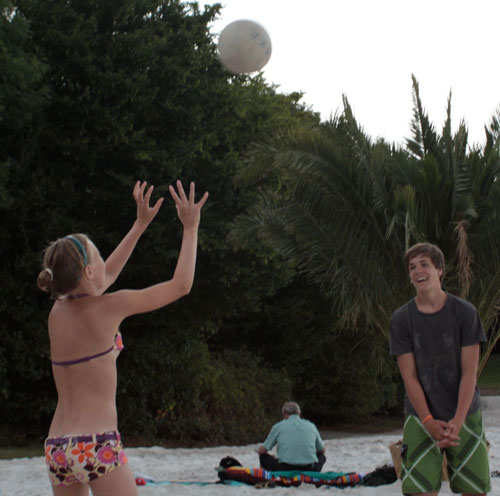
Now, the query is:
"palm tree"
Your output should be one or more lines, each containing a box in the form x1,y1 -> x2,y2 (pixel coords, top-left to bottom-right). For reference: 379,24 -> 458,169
230,75 -> 500,375
400,76 -> 500,374
230,103 -> 409,342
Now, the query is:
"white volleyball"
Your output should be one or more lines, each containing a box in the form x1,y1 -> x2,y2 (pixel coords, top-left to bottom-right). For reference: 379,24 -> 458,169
217,19 -> 272,74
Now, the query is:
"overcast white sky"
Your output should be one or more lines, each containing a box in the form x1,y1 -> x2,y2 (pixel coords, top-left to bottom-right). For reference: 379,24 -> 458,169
208,0 -> 500,146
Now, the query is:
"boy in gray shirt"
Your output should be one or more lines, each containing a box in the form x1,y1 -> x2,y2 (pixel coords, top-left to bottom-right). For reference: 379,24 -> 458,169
390,242 -> 490,495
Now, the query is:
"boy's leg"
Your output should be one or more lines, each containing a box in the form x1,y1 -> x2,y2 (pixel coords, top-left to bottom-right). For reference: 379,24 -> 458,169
409,493 -> 438,496
401,415 -> 443,494
446,409 -> 490,495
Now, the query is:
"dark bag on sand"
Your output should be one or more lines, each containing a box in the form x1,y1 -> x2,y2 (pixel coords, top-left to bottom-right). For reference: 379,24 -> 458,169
219,456 -> 242,469
218,456 -> 243,483
360,464 -> 397,486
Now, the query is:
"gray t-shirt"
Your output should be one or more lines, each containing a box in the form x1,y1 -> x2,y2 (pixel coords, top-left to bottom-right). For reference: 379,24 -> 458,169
390,293 -> 486,421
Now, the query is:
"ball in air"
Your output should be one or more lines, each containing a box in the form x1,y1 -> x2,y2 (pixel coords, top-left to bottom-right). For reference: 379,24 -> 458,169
217,19 -> 272,74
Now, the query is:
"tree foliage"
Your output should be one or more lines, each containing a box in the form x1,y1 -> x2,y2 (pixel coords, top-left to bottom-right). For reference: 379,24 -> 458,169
5,0 -> 500,446
0,0 -> 316,444
231,74 -> 500,389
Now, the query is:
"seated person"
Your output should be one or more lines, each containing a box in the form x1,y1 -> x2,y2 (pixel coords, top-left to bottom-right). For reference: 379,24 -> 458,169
258,401 -> 326,472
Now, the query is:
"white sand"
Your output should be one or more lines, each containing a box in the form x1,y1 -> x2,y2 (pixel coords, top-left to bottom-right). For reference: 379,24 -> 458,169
1,396 -> 499,495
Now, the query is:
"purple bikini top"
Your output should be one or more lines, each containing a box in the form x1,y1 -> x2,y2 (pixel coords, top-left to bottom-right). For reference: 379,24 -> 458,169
51,332 -> 124,366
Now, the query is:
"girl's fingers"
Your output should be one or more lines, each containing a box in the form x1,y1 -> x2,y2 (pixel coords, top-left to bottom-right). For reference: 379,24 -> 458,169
169,184 -> 181,204
133,182 -> 144,203
144,185 -> 154,204
170,180 -> 208,210
189,181 -> 195,202
134,181 -> 147,203
176,180 -> 188,203
133,180 -> 141,199
197,191 -> 209,208
152,197 -> 164,215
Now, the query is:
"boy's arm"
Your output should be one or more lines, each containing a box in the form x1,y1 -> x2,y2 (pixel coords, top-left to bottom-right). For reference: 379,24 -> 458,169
447,343 -> 480,435
396,352 -> 453,445
397,353 -> 433,419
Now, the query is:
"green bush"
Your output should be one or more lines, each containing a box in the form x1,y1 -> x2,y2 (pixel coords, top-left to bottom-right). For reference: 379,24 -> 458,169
229,276 -> 404,425
282,328 -> 402,425
117,332 -> 291,446
197,349 -> 292,445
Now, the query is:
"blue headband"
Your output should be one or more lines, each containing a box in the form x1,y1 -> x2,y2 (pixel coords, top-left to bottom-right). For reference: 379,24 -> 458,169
65,235 -> 88,266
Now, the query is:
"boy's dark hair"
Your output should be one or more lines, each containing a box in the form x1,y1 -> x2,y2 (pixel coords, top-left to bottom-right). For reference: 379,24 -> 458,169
404,242 -> 445,282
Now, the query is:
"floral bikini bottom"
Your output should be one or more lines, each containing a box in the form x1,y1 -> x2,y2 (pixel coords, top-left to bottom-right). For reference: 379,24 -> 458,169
44,430 -> 128,486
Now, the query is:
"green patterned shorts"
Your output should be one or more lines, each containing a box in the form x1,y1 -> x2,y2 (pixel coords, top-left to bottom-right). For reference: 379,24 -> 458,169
401,409 -> 490,494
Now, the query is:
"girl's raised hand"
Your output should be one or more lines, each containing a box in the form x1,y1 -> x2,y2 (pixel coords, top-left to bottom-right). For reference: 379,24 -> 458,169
169,180 -> 209,230
133,181 -> 164,229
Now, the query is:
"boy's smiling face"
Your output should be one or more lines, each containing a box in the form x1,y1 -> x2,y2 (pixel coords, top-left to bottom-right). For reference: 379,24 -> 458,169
408,254 -> 443,293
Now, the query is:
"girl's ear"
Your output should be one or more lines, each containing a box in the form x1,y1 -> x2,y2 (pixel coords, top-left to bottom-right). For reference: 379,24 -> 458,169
83,264 -> 93,280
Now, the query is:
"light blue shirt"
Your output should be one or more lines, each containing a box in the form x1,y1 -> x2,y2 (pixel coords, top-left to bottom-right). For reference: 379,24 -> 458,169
263,414 -> 325,465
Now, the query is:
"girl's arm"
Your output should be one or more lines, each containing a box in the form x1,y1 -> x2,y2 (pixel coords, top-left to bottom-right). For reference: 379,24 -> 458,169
103,181 -> 163,291
107,180 -> 208,317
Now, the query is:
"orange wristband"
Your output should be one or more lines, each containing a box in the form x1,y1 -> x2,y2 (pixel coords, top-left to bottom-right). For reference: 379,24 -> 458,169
422,414 -> 433,425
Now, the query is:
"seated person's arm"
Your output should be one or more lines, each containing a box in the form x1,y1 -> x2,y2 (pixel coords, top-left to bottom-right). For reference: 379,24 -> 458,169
259,424 -> 278,455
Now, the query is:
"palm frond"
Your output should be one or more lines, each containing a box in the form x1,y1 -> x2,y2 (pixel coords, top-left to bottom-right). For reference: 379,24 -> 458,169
406,75 -> 439,158
230,83 -> 500,370
484,106 -> 500,153
454,219 -> 473,298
